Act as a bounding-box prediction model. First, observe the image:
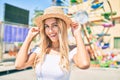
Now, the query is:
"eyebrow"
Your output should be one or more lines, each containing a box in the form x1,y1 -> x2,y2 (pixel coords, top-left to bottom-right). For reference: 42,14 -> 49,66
44,22 -> 57,26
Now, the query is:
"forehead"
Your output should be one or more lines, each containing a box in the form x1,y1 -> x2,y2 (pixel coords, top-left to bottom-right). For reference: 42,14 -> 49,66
44,18 -> 57,24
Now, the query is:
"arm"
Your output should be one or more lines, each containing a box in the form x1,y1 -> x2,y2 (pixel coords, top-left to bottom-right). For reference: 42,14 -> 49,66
15,27 -> 40,70
71,22 -> 90,69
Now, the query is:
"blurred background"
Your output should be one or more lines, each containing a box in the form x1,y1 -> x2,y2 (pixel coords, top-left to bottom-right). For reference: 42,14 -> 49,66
0,0 -> 120,80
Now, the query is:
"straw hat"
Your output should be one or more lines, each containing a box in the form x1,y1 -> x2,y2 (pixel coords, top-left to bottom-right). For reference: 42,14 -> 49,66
35,6 -> 72,28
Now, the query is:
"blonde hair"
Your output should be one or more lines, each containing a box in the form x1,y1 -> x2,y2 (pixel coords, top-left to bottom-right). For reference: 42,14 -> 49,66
34,18 -> 70,71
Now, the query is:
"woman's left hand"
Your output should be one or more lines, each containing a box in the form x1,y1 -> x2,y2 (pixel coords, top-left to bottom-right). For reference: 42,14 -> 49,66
71,22 -> 81,37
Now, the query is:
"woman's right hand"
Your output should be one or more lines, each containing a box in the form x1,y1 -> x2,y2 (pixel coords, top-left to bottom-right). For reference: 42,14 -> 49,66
27,27 -> 40,41
15,27 -> 39,70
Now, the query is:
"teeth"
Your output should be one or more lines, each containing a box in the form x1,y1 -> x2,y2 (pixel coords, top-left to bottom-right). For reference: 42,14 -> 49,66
50,34 -> 56,37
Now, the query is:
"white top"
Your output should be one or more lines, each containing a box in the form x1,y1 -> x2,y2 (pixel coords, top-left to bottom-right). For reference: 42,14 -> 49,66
34,47 -> 77,80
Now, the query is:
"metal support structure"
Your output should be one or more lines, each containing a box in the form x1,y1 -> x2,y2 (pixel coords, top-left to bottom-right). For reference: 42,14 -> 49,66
0,22 -> 3,62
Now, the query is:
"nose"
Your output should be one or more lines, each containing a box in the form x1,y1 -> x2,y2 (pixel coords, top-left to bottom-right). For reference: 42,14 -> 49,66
48,27 -> 53,33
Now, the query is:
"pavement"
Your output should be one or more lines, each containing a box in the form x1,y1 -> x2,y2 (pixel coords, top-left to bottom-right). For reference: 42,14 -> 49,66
0,50 -> 120,80
70,66 -> 120,80
0,55 -> 16,74
0,60 -> 120,80
0,62 -> 15,75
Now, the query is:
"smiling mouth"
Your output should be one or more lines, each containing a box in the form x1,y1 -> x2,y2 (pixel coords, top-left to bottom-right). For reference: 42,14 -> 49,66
49,34 -> 57,38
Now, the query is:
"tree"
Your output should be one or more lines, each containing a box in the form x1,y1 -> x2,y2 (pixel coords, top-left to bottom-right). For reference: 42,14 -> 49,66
31,9 -> 44,27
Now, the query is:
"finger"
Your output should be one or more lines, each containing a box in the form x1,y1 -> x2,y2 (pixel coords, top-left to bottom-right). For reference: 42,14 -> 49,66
71,28 -> 74,36
71,22 -> 79,28
32,27 -> 40,32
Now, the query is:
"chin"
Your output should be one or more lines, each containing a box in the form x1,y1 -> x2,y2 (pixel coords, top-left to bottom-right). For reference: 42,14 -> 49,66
50,39 -> 58,42
51,40 -> 58,42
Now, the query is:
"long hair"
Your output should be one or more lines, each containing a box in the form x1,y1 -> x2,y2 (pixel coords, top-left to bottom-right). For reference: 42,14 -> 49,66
34,18 -> 70,71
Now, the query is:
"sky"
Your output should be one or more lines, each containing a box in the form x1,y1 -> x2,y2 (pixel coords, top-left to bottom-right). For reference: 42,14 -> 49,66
0,0 -> 52,25
0,0 -> 75,44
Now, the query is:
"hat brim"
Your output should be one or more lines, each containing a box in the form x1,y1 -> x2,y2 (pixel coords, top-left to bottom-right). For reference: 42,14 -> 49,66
35,14 -> 72,28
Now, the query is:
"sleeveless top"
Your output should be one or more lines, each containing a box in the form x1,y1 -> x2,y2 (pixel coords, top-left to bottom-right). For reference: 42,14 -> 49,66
33,47 -> 77,80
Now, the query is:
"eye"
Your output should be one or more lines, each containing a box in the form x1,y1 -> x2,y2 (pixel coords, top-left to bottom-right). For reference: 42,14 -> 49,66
44,25 -> 49,28
53,24 -> 58,27
53,23 -> 58,27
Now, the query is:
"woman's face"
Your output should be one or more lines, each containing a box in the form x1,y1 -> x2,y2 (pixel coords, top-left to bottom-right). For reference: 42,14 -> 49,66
44,18 -> 59,42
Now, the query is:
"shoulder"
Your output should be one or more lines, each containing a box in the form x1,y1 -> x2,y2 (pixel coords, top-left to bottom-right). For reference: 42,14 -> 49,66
69,45 -> 77,62
32,46 -> 41,54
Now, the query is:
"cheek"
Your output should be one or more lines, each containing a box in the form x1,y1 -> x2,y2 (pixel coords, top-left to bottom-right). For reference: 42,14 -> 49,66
55,27 -> 60,33
55,29 -> 59,36
45,32 -> 50,40
45,29 -> 48,35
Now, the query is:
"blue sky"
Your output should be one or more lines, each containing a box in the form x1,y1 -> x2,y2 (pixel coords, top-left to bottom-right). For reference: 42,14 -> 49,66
0,0 -> 52,25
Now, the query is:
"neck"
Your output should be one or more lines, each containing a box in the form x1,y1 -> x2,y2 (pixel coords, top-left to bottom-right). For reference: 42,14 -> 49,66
52,42 -> 59,48
51,41 -> 59,51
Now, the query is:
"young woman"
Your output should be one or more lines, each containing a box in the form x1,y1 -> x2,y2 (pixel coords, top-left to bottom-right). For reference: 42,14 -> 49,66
15,6 -> 90,80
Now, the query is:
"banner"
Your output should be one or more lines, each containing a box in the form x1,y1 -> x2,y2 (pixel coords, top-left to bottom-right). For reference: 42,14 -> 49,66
3,24 -> 29,43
